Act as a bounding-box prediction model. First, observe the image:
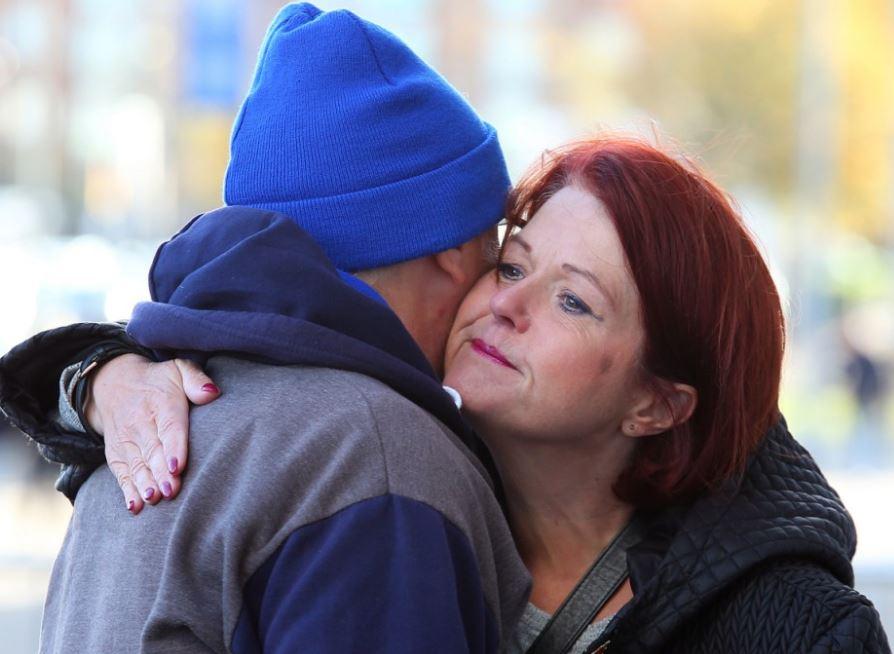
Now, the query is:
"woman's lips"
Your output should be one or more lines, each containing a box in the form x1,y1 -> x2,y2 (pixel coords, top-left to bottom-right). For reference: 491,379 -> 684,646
471,339 -> 517,370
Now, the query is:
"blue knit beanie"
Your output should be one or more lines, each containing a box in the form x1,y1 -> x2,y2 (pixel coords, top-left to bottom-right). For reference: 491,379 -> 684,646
224,3 -> 510,271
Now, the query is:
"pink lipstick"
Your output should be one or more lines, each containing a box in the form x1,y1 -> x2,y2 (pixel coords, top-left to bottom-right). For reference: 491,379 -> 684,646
471,339 -> 517,370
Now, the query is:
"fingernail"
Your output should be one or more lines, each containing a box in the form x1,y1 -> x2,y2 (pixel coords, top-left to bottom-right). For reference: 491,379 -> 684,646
161,481 -> 173,498
127,499 -> 135,513
169,457 -> 179,474
144,487 -> 155,501
202,383 -> 220,394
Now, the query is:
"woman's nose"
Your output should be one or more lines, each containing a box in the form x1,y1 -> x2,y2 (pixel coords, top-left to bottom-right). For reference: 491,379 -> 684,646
489,281 -> 531,333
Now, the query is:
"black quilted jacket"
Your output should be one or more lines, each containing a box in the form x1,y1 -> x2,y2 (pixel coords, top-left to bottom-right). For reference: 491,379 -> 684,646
588,419 -> 891,653
0,323 -> 890,653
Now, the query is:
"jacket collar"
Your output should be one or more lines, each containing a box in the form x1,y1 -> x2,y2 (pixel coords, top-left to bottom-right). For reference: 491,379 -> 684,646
612,418 -> 855,648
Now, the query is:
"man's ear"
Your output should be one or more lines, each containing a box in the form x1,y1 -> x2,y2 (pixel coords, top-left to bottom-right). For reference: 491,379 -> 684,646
434,228 -> 499,286
623,380 -> 698,437
432,247 -> 468,285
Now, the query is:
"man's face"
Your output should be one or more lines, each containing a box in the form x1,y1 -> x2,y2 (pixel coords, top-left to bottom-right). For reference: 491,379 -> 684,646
428,226 -> 501,377
468,225 -> 501,282
453,225 -> 500,310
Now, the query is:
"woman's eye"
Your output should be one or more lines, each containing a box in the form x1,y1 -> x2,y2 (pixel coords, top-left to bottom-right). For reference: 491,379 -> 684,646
559,292 -> 594,317
497,263 -> 524,281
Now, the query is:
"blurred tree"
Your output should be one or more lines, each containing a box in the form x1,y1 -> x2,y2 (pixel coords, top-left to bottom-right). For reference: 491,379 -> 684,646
433,0 -> 488,103
541,1 -> 799,195
833,0 -> 894,241
539,0 -> 893,244
623,0 -> 800,196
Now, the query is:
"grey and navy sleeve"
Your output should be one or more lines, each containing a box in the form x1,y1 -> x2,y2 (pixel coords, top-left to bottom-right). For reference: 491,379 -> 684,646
215,378 -> 510,654
231,493 -> 499,654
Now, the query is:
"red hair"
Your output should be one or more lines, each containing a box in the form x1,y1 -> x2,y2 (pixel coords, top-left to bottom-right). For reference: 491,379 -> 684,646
504,137 -> 785,507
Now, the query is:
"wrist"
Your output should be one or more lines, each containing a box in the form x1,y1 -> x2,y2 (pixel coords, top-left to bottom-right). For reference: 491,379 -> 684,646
83,384 -> 103,435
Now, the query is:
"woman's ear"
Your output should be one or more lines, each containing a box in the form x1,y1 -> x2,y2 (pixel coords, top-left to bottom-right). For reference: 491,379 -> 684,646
622,380 -> 697,437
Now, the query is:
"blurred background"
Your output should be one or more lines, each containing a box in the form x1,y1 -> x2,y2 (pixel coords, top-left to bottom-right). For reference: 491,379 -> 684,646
1,0 -> 892,650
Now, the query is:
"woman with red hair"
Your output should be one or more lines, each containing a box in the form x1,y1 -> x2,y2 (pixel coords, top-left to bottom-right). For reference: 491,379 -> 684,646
441,137 -> 883,652
4,137 -> 888,652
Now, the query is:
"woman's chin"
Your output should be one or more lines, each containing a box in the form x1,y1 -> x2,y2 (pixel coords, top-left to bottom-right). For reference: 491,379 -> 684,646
445,371 -> 500,413
452,384 -> 511,430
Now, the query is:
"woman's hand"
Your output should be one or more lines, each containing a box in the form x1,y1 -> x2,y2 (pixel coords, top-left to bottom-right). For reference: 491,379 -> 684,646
86,354 -> 221,514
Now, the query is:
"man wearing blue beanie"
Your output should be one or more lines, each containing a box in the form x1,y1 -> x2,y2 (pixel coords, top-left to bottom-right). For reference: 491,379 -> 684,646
225,1 -> 509,273
12,4 -> 531,654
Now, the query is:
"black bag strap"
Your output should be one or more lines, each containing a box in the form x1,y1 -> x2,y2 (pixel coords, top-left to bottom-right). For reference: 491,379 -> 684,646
524,515 -> 647,654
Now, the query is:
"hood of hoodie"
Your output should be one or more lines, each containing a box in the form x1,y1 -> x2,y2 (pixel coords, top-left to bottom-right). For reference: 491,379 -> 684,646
607,418 -> 857,649
126,205 -> 483,460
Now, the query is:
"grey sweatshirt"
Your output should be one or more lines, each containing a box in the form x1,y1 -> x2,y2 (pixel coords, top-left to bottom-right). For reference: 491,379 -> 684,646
40,357 -> 530,653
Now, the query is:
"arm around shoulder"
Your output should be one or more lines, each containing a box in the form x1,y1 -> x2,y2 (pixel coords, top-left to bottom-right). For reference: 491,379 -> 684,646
0,321 -> 134,449
0,321 -> 139,499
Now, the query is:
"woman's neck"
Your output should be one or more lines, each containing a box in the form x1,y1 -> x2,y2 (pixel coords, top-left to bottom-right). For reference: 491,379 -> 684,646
489,430 -> 636,611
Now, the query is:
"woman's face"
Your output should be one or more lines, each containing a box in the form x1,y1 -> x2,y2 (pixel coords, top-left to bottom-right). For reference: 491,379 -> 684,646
443,185 -> 647,442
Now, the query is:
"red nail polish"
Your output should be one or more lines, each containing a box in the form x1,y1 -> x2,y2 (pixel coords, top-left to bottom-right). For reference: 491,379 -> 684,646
202,383 -> 220,394
161,481 -> 173,498
169,457 -> 179,474
144,488 -> 155,501
128,499 -> 135,513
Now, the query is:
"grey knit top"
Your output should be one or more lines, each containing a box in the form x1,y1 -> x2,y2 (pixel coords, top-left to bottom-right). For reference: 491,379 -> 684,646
505,602 -> 613,654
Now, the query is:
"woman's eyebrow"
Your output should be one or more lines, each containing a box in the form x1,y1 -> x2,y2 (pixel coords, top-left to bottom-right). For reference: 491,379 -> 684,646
562,263 -> 616,308
508,234 -> 532,253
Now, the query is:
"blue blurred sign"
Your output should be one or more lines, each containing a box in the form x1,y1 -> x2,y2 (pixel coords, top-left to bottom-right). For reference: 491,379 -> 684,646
182,0 -> 245,108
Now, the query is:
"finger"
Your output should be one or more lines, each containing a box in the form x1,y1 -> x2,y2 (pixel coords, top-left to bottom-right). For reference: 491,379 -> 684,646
131,455 -> 160,506
174,359 -> 221,406
109,413 -> 164,503
113,428 -> 161,506
147,411 -> 184,500
107,457 -> 144,515
154,396 -> 190,480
